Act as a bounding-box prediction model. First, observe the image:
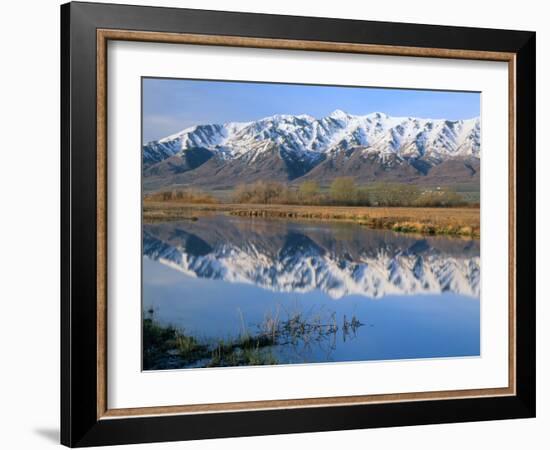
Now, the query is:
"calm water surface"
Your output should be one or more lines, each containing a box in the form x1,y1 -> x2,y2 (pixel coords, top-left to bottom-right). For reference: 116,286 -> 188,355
143,215 -> 480,369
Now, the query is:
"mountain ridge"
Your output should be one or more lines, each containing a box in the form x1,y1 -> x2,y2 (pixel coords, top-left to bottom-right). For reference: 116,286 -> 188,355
143,110 -> 481,191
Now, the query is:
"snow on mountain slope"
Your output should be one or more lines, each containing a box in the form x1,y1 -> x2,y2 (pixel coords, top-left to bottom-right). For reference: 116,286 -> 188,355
143,110 -> 480,168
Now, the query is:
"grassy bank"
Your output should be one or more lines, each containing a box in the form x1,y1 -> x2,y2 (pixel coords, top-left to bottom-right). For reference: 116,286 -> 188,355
143,305 -> 362,370
143,201 -> 480,238
143,316 -> 278,370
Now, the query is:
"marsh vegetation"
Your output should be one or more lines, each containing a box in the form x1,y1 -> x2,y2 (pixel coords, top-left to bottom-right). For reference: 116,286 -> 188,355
143,178 -> 479,237
143,201 -> 479,237
143,305 -> 365,370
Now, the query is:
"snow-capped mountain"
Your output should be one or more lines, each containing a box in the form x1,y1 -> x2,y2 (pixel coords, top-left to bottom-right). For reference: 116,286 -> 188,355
143,110 -> 480,190
143,219 -> 480,300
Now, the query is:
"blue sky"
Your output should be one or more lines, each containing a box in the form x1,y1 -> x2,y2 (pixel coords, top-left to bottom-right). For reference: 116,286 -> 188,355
142,78 -> 480,144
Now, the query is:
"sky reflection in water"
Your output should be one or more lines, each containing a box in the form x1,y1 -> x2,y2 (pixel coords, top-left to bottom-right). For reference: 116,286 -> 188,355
143,216 -> 480,368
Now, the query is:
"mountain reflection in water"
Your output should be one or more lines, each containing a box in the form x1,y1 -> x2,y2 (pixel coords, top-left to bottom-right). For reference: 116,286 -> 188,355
143,216 -> 480,299
142,215 -> 480,369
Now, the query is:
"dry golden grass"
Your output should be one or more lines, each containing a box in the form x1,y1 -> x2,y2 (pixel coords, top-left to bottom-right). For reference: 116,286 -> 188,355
143,201 -> 480,237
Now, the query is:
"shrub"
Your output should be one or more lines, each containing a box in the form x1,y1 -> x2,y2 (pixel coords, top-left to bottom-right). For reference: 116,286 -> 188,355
232,181 -> 296,204
298,180 -> 321,204
329,177 -> 357,204
145,188 -> 218,204
413,188 -> 467,207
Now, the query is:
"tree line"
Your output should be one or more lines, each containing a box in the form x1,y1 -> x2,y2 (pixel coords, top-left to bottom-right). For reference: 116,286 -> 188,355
232,177 -> 471,207
145,188 -> 218,204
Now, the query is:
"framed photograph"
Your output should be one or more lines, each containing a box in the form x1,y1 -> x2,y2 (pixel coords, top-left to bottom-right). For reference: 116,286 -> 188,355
61,1 -> 536,447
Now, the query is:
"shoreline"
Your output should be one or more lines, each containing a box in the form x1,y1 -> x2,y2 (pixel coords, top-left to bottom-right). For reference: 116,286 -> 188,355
143,201 -> 480,238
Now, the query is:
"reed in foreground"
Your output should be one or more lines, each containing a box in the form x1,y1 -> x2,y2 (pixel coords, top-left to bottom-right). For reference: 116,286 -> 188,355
143,305 -> 365,370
